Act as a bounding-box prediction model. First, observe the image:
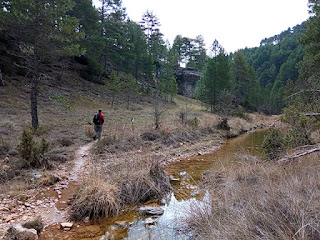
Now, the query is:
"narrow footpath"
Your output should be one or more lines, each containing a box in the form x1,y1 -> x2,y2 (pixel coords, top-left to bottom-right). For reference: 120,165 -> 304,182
0,141 -> 95,235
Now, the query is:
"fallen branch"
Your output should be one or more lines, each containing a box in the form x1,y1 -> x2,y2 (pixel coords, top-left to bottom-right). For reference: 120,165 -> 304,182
278,146 -> 320,163
285,89 -> 320,100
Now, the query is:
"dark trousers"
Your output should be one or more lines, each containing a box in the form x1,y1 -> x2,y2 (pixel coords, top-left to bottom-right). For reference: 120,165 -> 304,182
93,125 -> 102,139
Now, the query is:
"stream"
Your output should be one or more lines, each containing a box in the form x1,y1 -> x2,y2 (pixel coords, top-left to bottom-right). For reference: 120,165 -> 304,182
40,129 -> 268,240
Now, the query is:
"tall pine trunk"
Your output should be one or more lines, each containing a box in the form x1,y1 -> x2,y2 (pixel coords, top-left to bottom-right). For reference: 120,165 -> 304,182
31,73 -> 39,129
31,12 -> 40,130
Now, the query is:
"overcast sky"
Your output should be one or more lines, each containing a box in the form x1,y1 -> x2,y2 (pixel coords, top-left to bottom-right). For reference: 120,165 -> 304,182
94,0 -> 310,53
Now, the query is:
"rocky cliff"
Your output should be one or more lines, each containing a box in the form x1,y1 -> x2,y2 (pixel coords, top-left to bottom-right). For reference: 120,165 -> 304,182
175,67 -> 201,98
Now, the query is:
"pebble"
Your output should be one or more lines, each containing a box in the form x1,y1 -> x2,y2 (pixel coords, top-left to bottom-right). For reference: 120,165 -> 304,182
24,203 -> 31,207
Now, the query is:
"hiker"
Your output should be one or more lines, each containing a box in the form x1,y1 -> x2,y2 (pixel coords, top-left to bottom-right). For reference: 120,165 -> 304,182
93,110 -> 104,140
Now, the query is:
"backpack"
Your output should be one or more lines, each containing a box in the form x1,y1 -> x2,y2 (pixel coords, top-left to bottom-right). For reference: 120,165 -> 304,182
93,114 -> 101,125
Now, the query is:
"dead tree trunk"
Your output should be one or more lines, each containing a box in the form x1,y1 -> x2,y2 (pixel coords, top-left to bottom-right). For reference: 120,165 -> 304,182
278,146 -> 320,163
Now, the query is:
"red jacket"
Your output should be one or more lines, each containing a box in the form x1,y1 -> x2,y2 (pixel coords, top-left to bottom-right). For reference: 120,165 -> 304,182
93,113 -> 104,125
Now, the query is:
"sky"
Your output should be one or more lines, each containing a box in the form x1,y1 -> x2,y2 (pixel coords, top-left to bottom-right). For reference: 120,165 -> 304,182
94,0 -> 310,53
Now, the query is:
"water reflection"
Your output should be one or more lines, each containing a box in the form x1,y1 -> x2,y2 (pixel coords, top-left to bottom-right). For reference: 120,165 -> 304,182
124,130 -> 267,239
126,191 -> 211,240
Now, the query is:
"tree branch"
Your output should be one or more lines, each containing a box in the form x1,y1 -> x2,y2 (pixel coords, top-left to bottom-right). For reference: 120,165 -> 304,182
285,89 -> 320,99
278,146 -> 320,163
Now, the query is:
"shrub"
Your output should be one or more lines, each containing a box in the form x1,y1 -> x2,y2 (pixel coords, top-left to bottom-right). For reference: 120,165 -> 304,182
18,128 -> 50,168
188,117 -> 200,129
232,106 -> 246,118
284,127 -> 314,148
216,118 -> 230,131
281,106 -> 319,142
141,131 -> 161,141
139,85 -> 151,95
80,60 -> 104,84
262,128 -> 284,160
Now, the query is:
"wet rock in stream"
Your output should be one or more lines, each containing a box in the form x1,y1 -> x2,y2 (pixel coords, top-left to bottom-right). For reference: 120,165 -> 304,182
138,206 -> 164,216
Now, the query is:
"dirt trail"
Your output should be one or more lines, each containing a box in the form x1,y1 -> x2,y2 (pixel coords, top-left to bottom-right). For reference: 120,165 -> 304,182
69,142 -> 94,181
0,141 -> 95,236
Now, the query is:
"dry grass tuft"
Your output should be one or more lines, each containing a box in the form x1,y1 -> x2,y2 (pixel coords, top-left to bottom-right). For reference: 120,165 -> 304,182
69,155 -> 171,221
118,158 -> 172,205
70,175 -> 120,221
85,126 -> 94,138
184,153 -> 320,240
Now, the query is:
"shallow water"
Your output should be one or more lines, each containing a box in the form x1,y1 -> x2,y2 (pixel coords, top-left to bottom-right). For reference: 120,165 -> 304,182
39,130 -> 267,240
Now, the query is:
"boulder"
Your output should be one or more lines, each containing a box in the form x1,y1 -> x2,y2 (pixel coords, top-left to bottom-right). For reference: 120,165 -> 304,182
138,206 -> 164,216
60,222 -> 73,231
1,224 -> 38,240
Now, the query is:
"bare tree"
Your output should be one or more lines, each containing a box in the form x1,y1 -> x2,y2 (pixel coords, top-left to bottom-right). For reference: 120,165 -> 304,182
153,101 -> 166,130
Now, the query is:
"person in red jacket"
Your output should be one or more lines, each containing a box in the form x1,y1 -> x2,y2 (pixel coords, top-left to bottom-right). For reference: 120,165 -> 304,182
93,109 -> 104,140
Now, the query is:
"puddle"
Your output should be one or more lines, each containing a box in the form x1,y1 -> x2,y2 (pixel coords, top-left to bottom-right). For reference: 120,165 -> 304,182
40,130 -> 268,240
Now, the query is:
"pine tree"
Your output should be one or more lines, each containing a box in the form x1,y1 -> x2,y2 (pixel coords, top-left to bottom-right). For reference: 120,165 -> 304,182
123,73 -> 138,110
158,44 -> 178,102
107,71 -> 121,108
195,40 -> 231,112
295,0 -> 320,113
0,0 -> 83,129
140,11 -> 165,78
270,77 -> 285,113
233,51 -> 260,110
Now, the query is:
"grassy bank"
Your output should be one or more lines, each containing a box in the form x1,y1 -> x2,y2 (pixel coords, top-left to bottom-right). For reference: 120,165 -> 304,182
184,151 -> 320,239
